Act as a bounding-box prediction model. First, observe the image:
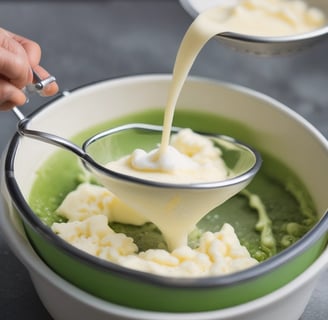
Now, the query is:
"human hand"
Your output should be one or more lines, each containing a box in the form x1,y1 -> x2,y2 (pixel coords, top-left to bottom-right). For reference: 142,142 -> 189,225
0,28 -> 58,111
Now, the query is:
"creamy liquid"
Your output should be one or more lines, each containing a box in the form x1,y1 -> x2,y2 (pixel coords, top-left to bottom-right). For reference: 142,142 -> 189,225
102,0 -> 325,251
160,0 -> 325,155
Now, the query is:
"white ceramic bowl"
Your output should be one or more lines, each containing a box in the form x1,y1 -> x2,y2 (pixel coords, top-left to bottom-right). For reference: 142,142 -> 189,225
1,75 -> 327,319
0,176 -> 327,320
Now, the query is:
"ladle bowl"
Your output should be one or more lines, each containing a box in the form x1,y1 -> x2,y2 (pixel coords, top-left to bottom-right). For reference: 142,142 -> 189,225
179,0 -> 328,55
83,123 -> 261,250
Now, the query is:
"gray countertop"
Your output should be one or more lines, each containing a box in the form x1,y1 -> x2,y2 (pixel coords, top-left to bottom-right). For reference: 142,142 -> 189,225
0,1 -> 327,319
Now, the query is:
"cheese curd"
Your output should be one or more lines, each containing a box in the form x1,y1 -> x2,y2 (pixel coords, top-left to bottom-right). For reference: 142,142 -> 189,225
119,224 -> 258,276
52,183 -> 258,277
56,183 -> 148,226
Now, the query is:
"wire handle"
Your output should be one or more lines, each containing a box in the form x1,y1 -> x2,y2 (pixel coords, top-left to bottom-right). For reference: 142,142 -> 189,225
12,71 -> 57,121
22,70 -> 56,99
10,70 -> 88,159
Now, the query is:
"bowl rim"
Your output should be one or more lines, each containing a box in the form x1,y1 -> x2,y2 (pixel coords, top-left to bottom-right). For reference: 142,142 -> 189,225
4,75 -> 328,289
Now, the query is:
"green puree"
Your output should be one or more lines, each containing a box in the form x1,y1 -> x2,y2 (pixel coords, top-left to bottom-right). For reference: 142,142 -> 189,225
28,109 -> 317,262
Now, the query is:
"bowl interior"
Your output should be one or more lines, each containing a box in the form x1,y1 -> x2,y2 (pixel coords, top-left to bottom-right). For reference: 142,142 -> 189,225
6,75 -> 328,312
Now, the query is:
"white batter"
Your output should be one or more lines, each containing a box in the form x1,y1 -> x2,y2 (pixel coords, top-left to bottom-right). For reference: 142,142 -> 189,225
102,0 -> 325,251
160,0 -> 325,158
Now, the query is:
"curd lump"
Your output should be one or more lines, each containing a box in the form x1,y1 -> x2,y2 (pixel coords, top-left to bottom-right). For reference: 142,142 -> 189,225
106,128 -> 228,183
52,183 -> 258,277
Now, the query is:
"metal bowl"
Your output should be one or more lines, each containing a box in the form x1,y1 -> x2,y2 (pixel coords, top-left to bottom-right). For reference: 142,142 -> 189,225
179,0 -> 328,55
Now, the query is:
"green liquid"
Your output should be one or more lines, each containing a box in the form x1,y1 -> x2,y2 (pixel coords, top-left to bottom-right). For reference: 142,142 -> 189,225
28,109 -> 317,261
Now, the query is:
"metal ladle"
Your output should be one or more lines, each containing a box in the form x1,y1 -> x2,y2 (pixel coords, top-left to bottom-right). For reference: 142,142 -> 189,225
179,0 -> 328,55
11,73 -> 262,250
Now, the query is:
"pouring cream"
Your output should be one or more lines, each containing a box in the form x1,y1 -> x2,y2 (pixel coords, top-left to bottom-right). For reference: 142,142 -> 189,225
160,0 -> 325,157
102,0 -> 325,250
112,0 -> 326,172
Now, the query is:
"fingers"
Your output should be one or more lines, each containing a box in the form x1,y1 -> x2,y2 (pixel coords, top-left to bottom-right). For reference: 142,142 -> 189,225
7,30 -> 58,96
0,29 -> 33,88
0,78 -> 27,111
0,28 -> 58,110
8,30 -> 42,68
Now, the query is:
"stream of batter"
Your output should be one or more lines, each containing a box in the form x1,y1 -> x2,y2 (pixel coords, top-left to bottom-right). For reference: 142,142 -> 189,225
52,0 -> 325,276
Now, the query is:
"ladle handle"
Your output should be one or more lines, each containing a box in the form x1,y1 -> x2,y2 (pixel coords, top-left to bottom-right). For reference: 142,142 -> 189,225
11,107 -> 89,161
11,71 -> 91,163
